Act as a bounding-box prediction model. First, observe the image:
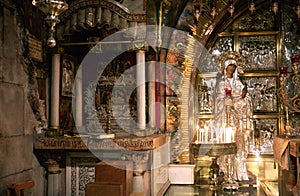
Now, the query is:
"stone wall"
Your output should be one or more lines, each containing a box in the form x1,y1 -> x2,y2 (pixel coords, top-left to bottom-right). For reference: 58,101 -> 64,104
0,1 -> 44,195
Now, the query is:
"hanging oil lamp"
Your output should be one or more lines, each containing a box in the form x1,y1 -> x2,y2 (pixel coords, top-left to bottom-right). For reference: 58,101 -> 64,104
210,0 -> 217,19
32,0 -> 68,47
228,0 -> 234,17
249,0 -> 256,14
194,4 -> 201,25
272,0 -> 278,15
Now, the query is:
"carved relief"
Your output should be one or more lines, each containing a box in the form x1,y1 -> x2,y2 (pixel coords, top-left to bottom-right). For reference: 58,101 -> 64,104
121,151 -> 150,174
239,35 -> 277,70
231,3 -> 275,32
202,37 -> 234,73
243,77 -> 278,112
69,156 -> 99,196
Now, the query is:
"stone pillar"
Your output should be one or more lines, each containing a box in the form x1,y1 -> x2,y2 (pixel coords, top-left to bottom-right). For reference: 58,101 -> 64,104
47,161 -> 62,196
155,62 -> 161,130
50,54 -> 60,131
75,67 -> 82,132
148,61 -> 156,129
122,151 -> 150,196
136,50 -> 146,130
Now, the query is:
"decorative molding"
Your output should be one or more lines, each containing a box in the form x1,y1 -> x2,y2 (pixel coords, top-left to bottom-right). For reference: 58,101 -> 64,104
60,0 -> 145,22
34,134 -> 168,151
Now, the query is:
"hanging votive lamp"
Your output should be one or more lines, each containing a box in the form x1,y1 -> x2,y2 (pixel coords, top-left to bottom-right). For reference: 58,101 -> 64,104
194,4 -> 201,25
249,0 -> 256,14
272,0 -> 278,15
32,0 -> 68,47
228,0 -> 235,17
279,66 -> 288,76
210,0 -> 217,19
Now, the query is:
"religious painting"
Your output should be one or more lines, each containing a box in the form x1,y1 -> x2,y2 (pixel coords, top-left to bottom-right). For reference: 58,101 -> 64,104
61,55 -> 75,97
59,98 -> 74,133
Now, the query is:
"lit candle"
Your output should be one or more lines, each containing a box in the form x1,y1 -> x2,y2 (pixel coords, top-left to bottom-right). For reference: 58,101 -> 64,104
231,127 -> 236,142
200,128 -> 204,143
219,128 -> 222,143
195,125 -> 199,143
215,128 -> 219,143
208,124 -> 213,143
225,127 -> 233,143
221,127 -> 225,143
205,127 -> 208,143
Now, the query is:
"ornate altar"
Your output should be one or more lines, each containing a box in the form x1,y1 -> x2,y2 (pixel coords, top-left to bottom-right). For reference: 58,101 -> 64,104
34,134 -> 170,195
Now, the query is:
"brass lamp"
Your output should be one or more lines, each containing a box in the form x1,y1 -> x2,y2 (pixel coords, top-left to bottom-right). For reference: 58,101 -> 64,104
32,0 -> 68,47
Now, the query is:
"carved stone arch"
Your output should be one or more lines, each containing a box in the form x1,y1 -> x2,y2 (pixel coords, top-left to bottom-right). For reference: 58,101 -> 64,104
56,0 -> 146,41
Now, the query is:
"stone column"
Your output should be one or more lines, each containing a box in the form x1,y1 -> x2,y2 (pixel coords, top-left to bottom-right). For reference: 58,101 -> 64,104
75,67 -> 82,132
122,151 -> 150,196
50,53 -> 60,131
148,61 -> 156,129
155,62 -> 161,130
47,161 -> 62,196
136,50 -> 146,130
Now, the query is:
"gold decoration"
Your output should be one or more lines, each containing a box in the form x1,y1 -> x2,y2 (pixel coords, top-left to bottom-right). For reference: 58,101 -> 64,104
216,51 -> 247,75
32,0 -> 68,47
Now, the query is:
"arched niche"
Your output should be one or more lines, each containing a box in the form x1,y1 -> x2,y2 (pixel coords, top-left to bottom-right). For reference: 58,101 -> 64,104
53,0 -> 146,136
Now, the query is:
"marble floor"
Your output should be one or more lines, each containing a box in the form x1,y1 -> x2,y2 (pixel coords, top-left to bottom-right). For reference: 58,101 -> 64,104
164,181 -> 279,196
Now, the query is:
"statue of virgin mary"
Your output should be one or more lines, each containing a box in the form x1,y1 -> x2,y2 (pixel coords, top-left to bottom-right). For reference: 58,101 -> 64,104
215,51 -> 253,183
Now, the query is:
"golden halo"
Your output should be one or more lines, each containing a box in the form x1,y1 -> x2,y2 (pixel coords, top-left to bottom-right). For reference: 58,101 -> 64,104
216,51 -> 247,74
